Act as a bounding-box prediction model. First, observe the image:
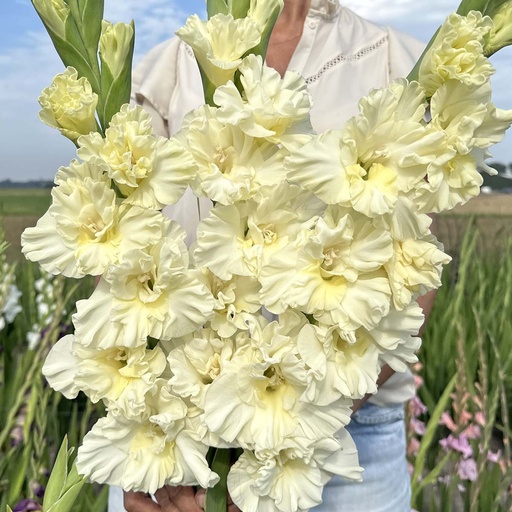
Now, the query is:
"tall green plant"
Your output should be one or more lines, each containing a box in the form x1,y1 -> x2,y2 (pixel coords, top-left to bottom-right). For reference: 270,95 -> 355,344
0,257 -> 105,511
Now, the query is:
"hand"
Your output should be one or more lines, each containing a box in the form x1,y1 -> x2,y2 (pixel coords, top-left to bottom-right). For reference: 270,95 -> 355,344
123,486 -> 240,512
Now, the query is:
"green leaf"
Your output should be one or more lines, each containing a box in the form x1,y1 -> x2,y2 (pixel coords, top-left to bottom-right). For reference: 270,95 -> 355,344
246,1 -> 282,61
77,0 -> 104,48
457,0 -> 509,15
205,448 -> 232,512
198,64 -> 218,107
228,0 -> 251,18
46,477 -> 85,512
6,442 -> 32,504
66,0 -> 104,70
23,380 -> 40,441
89,485 -> 109,510
207,0 -> 229,18
43,436 -> 69,510
62,460 -> 83,493
411,374 -> 457,506
457,0 -> 491,15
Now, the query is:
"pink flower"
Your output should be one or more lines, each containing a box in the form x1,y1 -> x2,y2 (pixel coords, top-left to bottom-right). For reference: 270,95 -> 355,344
487,450 -> 501,464
460,410 -> 473,425
411,418 -> 426,436
440,412 -> 457,431
439,434 -> 473,459
475,411 -> 485,426
413,374 -> 424,389
410,396 -> 427,417
408,437 -> 420,456
458,458 -> 478,481
463,424 -> 481,440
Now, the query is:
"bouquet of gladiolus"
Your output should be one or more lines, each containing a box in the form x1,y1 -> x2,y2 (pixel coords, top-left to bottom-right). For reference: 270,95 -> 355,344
21,0 -> 512,510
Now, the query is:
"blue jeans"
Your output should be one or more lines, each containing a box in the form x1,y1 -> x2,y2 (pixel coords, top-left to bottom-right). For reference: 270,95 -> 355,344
314,402 -> 411,512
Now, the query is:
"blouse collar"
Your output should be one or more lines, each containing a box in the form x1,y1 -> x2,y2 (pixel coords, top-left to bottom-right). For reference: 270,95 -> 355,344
309,0 -> 340,18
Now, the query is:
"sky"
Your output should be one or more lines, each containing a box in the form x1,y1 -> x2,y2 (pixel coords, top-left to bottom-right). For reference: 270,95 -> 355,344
0,0 -> 511,182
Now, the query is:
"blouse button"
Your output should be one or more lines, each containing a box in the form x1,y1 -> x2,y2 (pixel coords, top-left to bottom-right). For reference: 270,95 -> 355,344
308,20 -> 317,29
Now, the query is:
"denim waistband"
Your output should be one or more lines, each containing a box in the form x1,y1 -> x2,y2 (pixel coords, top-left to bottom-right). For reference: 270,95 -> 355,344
350,401 -> 405,425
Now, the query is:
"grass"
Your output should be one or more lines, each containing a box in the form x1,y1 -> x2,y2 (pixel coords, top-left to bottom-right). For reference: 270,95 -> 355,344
412,226 -> 512,511
0,188 -> 51,217
0,188 -> 52,262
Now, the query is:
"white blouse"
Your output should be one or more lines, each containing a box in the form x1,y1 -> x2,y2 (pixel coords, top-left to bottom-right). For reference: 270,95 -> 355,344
132,0 -> 425,406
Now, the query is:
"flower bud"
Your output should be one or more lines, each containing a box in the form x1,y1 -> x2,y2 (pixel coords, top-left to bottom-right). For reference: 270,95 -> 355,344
485,2 -> 512,55
248,0 -> 283,31
32,0 -> 70,40
38,67 -> 98,142
176,13 -> 261,91
99,20 -> 135,79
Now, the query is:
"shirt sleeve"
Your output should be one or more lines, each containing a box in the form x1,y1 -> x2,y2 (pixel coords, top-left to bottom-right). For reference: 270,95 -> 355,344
130,38 -> 182,137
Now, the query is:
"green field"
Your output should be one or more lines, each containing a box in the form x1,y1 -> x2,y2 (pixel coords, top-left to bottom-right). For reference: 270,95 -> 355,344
0,188 -> 51,217
0,188 -> 51,262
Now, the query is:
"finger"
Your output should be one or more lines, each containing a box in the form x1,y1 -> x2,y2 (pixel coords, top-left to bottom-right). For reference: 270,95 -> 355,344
124,491 -> 161,512
154,487 -> 181,512
227,505 -> 241,512
195,488 -> 206,510
158,486 -> 203,512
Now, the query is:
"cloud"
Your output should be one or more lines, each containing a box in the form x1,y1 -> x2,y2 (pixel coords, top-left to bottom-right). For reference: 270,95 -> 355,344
343,0 -> 456,22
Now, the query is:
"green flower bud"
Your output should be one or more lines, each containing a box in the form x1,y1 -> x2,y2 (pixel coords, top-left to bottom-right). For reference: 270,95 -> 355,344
32,0 -> 70,40
485,2 -> 512,55
100,20 -> 135,79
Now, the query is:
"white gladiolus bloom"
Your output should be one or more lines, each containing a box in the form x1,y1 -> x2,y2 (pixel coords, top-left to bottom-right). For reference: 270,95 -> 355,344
2,284 -> 22,324
176,14 -> 261,88
415,80 -> 512,213
76,382 -> 219,493
193,183 -> 324,279
298,323 -> 381,404
245,183 -> 325,273
285,80 -> 450,217
43,334 -> 167,419
73,221 -> 214,348
168,327 -> 237,408
177,105 -> 284,205
193,202 -> 255,280
42,335 -> 80,399
38,67 -> 98,142
383,196 -> 433,242
418,12 -> 495,97
21,160 -> 164,278
203,314 -> 353,451
73,344 -> 167,419
385,234 -> 451,311
260,214 -> 392,331
78,105 -> 195,209
199,271 -> 261,337
368,302 -> 424,373
214,55 -> 313,142
228,433 -> 362,512
414,153 -> 483,213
